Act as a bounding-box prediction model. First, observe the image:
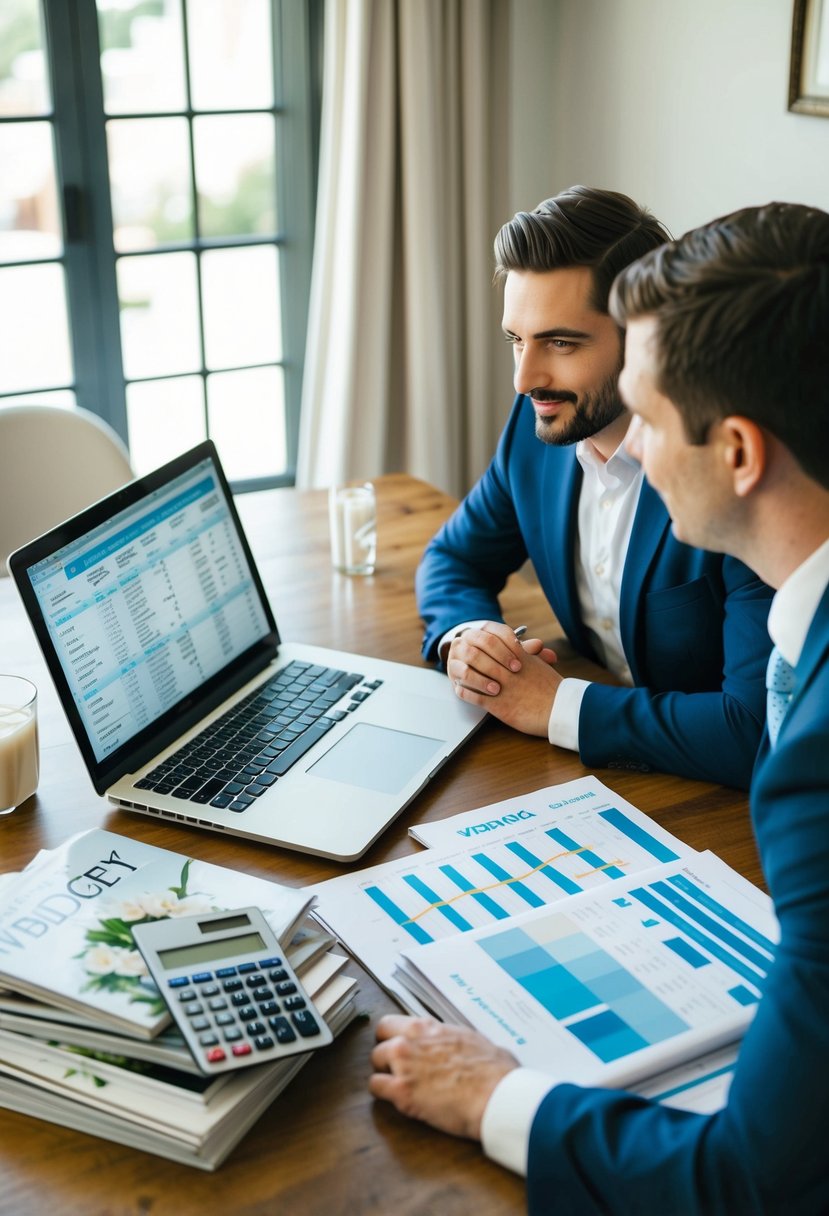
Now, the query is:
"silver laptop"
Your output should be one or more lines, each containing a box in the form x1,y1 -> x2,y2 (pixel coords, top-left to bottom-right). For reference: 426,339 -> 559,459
8,441 -> 484,861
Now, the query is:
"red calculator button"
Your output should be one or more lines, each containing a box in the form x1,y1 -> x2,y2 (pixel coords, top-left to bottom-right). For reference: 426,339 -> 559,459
205,1047 -> 226,1064
232,1043 -> 252,1057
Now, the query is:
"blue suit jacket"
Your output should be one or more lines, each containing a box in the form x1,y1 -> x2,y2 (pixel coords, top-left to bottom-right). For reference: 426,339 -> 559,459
525,584 -> 829,1215
416,395 -> 772,788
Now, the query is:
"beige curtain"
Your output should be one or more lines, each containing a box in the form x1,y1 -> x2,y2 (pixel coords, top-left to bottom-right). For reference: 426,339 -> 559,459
297,0 -> 513,498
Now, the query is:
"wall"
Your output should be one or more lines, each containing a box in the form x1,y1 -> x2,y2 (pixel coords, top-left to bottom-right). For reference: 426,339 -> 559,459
509,0 -> 829,236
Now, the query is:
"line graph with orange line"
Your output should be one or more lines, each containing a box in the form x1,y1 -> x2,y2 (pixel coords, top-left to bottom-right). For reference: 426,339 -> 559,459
404,843 -> 630,925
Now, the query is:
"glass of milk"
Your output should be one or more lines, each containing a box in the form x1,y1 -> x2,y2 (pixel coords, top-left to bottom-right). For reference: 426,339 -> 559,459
328,482 -> 377,575
0,676 -> 39,815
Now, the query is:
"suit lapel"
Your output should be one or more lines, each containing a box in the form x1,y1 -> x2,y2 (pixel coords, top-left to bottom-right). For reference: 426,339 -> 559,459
618,478 -> 672,680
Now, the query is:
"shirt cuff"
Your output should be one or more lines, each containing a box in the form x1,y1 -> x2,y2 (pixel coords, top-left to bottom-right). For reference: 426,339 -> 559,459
480,1068 -> 558,1177
548,677 -> 590,751
437,620 -> 490,667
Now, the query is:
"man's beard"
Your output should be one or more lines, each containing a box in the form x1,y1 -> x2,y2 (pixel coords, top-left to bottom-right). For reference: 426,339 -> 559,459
533,370 -> 625,446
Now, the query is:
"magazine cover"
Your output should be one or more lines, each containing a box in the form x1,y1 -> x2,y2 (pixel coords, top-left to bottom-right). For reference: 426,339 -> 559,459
0,830 -> 312,1037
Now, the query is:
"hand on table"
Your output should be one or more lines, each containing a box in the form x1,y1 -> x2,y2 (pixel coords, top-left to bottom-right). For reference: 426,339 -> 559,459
369,1015 -> 518,1140
447,622 -> 560,736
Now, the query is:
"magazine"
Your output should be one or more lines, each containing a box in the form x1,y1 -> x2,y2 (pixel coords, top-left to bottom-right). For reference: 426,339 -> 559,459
0,930 -> 342,1074
0,976 -> 358,1170
0,829 -> 313,1036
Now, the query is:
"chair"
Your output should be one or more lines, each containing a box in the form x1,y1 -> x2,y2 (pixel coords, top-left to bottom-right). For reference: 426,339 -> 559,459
0,405 -> 135,573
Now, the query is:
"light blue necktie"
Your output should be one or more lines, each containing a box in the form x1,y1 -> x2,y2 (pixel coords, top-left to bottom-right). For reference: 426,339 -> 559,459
766,645 -> 796,748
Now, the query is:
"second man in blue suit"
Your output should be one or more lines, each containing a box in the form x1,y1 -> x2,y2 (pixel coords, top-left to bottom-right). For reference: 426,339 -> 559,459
417,185 -> 772,788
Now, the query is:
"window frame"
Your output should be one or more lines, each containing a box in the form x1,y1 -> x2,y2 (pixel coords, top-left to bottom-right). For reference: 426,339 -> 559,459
4,0 -> 320,491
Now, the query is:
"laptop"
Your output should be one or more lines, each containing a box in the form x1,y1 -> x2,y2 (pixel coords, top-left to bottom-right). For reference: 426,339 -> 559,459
8,441 -> 485,861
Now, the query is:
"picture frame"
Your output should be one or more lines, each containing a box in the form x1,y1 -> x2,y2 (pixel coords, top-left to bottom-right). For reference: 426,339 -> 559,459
789,0 -> 829,116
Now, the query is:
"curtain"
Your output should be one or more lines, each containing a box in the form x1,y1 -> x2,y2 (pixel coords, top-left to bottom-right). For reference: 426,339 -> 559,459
296,0 -> 513,498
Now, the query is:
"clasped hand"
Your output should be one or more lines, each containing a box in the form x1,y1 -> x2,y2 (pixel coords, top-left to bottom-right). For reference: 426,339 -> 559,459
447,622 -> 559,735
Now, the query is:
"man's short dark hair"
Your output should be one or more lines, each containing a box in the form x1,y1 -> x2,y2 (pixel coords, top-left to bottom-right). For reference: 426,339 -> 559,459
494,185 -> 672,313
610,201 -> 829,489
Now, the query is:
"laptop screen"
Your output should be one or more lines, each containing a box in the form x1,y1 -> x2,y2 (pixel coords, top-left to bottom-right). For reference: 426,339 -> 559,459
10,442 -> 278,790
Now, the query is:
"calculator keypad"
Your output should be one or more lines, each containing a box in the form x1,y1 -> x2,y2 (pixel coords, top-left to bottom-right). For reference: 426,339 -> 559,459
169,953 -> 326,1069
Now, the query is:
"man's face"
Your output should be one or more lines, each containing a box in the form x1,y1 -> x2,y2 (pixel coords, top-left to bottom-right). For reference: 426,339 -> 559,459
502,266 -> 625,446
620,316 -> 734,551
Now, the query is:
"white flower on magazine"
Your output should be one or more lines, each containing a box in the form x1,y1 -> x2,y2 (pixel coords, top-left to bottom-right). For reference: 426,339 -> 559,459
112,947 -> 149,978
112,897 -> 152,922
76,858 -> 212,1016
166,893 -> 214,917
83,944 -> 122,975
136,889 -> 185,919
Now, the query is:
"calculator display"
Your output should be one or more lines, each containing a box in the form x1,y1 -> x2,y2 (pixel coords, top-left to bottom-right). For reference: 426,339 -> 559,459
157,930 -> 266,970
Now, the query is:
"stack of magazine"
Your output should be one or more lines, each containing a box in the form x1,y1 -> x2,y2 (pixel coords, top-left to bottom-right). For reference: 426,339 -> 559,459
0,829 -> 358,1170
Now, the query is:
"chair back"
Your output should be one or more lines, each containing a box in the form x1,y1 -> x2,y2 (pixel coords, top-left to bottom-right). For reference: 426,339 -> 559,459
0,405 -> 134,574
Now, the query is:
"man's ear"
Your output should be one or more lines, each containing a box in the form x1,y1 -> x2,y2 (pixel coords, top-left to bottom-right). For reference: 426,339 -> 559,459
720,416 -> 766,497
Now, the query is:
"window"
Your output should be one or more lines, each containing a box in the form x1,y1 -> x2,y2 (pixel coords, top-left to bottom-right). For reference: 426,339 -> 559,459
0,0 -> 319,489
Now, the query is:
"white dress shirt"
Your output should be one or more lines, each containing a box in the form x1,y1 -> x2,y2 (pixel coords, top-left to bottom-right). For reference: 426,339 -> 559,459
479,534 -> 829,1179
766,536 -> 829,667
439,437 -> 643,752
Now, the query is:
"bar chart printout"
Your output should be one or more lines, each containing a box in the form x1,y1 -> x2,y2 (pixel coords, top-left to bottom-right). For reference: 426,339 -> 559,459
398,856 -> 777,1083
362,802 -> 685,948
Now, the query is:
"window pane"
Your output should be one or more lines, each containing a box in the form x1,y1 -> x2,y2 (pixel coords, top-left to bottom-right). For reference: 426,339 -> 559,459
98,0 -> 186,115
207,366 -> 285,481
0,0 -> 49,116
188,0 -> 272,111
194,114 -> 277,239
201,245 -> 281,369
0,121 -> 61,261
118,252 -> 201,379
0,263 -> 71,392
108,117 -> 193,252
126,375 -> 206,476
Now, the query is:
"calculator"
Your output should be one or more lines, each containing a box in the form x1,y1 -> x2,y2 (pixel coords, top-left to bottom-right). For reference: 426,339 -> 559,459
132,906 -> 333,1074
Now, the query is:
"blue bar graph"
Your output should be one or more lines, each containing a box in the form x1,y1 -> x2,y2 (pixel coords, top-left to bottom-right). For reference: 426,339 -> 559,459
505,841 -> 581,895
664,936 -> 710,969
364,885 -> 433,944
728,984 -> 760,1007
648,881 -> 772,972
667,873 -> 776,955
472,853 -> 545,908
630,886 -> 767,990
547,828 -> 626,880
403,874 -> 474,931
599,807 -> 680,864
439,864 -> 510,920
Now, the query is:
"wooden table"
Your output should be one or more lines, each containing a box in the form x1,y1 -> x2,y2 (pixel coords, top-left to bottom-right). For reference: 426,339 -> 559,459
0,474 -> 759,1216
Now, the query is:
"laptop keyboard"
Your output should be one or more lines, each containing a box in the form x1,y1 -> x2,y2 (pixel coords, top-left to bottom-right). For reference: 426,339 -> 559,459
134,660 -> 382,813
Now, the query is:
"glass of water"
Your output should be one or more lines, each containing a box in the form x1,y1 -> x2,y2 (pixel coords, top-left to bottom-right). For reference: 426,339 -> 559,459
328,482 -> 376,575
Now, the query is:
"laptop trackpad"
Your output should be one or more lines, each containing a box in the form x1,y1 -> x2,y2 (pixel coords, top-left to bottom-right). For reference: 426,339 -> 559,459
308,723 -> 444,794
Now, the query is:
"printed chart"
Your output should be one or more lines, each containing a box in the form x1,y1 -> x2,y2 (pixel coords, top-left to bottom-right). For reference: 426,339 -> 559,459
397,855 -> 778,1084
474,866 -> 776,1066
310,780 -> 700,1015
362,804 -> 682,946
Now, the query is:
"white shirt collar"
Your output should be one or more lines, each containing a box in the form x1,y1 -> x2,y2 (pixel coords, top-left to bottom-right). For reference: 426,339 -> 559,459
575,436 -> 641,491
768,536 -> 829,667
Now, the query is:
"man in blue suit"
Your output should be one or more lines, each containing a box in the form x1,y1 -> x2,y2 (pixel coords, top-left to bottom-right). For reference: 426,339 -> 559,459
418,186 -> 772,789
371,201 -> 829,1213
